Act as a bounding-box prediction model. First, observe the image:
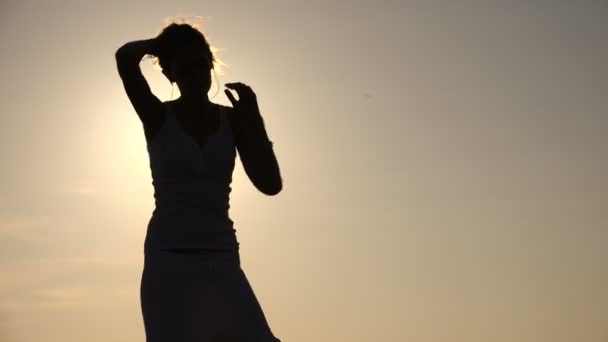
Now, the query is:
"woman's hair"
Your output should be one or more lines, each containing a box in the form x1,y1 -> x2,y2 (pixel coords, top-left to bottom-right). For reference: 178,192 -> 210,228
150,17 -> 225,74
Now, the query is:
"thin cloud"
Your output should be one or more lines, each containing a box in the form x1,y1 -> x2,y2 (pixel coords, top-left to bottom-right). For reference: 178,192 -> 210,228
2,285 -> 133,312
63,184 -> 98,195
0,256 -> 138,314
0,214 -> 55,240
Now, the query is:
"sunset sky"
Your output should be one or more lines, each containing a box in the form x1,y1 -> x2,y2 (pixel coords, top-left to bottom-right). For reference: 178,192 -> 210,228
1,1 -> 607,341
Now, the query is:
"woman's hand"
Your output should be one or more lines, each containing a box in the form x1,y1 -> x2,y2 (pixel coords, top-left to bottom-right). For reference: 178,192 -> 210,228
224,82 -> 266,139
224,82 -> 261,119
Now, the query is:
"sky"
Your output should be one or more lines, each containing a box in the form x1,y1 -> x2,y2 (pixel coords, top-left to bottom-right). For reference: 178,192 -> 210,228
0,1 -> 607,341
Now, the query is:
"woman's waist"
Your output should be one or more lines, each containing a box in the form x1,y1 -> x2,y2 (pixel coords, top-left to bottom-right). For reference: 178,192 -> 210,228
151,179 -> 231,195
148,209 -> 234,229
143,247 -> 241,270
144,219 -> 239,252
153,193 -> 229,210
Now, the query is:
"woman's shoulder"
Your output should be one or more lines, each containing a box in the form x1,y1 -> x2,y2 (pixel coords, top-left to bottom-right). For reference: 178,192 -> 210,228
216,103 -> 233,112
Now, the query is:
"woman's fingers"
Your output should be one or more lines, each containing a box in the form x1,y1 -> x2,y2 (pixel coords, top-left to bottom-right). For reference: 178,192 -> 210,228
225,82 -> 256,101
225,82 -> 260,121
224,89 -> 238,106
225,82 -> 249,90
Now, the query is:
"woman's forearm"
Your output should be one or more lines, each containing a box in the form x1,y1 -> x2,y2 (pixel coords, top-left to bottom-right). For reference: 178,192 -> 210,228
235,118 -> 283,195
115,39 -> 158,66
239,140 -> 282,195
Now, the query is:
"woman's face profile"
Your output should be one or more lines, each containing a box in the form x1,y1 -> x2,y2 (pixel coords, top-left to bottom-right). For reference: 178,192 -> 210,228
166,46 -> 212,95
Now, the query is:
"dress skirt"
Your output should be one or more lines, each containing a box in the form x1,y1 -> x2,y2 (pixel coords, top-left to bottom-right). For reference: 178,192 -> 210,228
140,248 -> 281,342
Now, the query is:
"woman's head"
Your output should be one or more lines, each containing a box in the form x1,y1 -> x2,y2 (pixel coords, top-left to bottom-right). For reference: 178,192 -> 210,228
153,21 -> 219,97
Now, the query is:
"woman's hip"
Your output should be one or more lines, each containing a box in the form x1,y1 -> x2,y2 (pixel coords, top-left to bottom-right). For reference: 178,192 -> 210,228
139,249 -> 278,341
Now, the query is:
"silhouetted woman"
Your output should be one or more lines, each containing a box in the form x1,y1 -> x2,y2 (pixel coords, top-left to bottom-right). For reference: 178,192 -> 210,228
115,20 -> 282,341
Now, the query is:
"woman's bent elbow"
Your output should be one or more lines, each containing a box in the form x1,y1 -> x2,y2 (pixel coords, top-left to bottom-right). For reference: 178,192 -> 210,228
259,181 -> 282,196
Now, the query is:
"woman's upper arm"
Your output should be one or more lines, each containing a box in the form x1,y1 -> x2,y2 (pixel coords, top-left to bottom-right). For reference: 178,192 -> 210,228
115,53 -> 163,123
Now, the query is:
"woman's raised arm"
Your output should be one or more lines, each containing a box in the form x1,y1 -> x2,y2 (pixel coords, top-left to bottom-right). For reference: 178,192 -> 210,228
115,39 -> 164,124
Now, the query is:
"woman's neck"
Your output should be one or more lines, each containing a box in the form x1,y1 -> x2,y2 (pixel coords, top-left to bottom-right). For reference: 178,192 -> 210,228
176,95 -> 212,108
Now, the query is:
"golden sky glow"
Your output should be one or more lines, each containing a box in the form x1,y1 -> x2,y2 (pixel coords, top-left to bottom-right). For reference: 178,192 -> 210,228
1,1 -> 607,341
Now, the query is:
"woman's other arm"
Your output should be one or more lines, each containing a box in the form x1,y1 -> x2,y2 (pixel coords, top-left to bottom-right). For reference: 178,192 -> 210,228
224,83 -> 283,196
